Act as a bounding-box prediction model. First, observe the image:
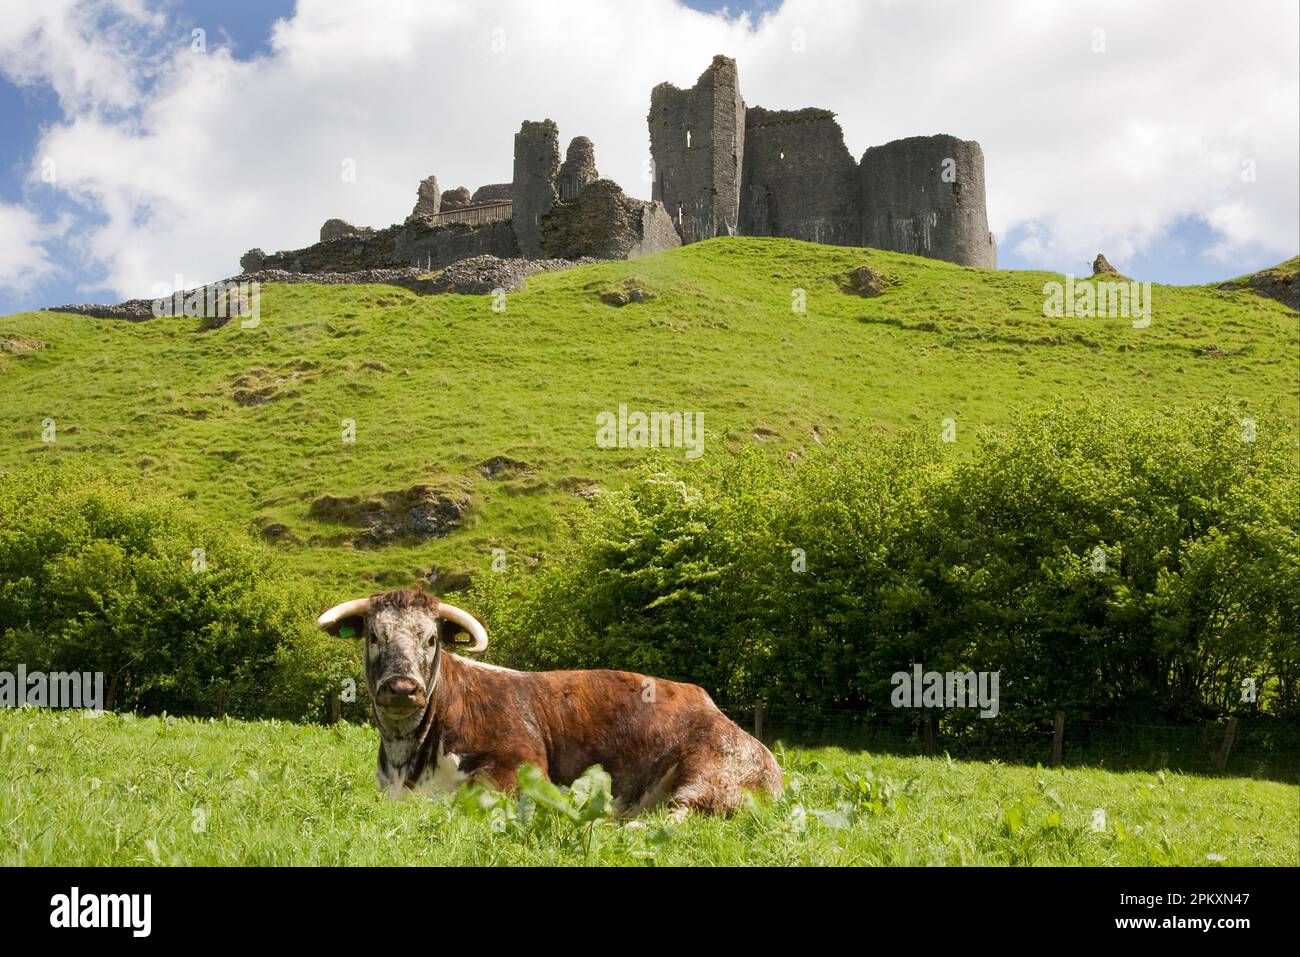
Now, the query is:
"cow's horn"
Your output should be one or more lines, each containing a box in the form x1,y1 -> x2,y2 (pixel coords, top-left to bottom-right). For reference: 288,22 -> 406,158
435,602 -> 489,653
316,597 -> 372,633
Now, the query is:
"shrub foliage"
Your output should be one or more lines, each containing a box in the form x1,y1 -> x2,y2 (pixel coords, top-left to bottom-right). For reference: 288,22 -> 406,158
474,403 -> 1299,726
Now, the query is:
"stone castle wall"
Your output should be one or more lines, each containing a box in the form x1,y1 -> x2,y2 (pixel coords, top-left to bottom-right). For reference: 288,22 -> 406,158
648,56 -> 995,267
741,107 -> 860,246
648,54 -> 745,244
253,218 -> 518,274
511,120 -> 561,258
859,135 -> 996,269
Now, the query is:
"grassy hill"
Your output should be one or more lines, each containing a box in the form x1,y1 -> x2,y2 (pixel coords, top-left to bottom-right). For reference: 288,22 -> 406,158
2,238 -> 1296,591
3,709 -> 1295,865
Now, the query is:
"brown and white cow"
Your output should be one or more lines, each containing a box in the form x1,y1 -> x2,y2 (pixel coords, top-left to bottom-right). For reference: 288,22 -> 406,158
317,589 -> 782,815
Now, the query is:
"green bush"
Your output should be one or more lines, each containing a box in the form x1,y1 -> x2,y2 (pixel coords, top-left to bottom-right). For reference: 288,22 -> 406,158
0,461 -> 359,720
473,402 -> 1299,726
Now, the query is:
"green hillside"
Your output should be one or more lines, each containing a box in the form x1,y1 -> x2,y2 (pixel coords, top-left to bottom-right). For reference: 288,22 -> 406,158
2,238 -> 1296,591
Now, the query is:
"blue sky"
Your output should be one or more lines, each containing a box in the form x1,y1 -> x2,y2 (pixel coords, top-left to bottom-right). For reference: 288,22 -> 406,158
1,0 -> 1295,313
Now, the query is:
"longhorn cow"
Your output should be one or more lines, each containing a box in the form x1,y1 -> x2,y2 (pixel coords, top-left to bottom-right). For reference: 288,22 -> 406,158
317,589 -> 782,815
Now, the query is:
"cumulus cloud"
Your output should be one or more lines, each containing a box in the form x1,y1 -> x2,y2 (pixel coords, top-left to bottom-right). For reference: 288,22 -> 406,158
2,0 -> 1297,301
0,202 -> 64,291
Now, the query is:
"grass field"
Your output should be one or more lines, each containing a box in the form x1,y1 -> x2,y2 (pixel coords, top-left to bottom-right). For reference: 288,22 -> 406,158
2,241 -> 1296,866
2,709 -> 1295,866
2,239 -> 1295,591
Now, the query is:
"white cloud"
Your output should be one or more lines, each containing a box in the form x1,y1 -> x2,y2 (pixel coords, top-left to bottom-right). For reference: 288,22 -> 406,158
3,0 -> 1298,300
0,0 -> 163,114
0,202 -> 63,291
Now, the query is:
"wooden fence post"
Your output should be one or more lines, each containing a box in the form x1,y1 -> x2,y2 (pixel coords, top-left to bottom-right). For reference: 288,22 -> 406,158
923,715 -> 935,755
328,688 -> 341,725
1215,716 -> 1239,772
1052,711 -> 1065,766
754,699 -> 765,742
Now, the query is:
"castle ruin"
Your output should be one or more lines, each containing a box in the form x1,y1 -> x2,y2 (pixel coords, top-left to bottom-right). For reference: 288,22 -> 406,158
241,55 -> 994,277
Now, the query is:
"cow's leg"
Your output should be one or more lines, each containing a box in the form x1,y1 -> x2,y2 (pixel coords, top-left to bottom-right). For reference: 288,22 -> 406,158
665,727 -> 783,818
471,753 -> 548,794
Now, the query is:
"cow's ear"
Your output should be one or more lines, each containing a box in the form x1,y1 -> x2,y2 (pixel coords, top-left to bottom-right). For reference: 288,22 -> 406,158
327,615 -> 366,639
435,613 -> 486,647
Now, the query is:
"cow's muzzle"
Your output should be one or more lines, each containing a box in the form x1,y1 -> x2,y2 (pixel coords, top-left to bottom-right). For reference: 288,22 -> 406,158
375,676 -> 426,713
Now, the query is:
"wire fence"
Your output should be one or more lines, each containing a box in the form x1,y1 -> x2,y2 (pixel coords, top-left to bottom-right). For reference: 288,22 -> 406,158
718,701 -> 1300,783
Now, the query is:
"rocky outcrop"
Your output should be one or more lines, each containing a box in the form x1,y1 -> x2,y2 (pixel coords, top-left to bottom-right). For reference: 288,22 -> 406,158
1217,259 -> 1300,311
1092,253 -> 1119,275
309,486 -> 469,546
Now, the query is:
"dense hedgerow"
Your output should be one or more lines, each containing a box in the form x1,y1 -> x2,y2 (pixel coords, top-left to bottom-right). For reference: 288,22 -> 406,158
472,402 -> 1300,727
0,461 -> 360,720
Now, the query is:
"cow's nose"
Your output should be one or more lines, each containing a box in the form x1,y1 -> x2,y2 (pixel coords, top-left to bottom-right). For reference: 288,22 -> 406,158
384,677 -> 419,698
377,676 -> 422,707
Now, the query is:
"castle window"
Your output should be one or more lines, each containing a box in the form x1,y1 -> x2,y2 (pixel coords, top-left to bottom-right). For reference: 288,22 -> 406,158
779,150 -> 786,160
686,129 -> 692,149
676,204 -> 683,225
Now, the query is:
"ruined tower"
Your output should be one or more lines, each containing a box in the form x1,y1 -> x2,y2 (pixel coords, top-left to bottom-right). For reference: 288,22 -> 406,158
557,137 -> 599,202
647,56 -> 995,268
858,135 -> 996,269
648,54 -> 746,244
512,120 -> 561,258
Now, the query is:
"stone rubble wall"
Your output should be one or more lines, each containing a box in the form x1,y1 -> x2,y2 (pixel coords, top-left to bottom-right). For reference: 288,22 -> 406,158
540,179 -> 681,260
250,218 -> 519,274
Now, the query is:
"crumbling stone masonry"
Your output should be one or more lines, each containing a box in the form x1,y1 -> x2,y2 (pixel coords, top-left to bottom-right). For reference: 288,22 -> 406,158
648,55 -> 995,267
511,120 -> 561,258
741,107 -> 860,246
648,54 -> 746,244
557,137 -> 600,202
859,135 -> 996,268
410,175 -> 441,219
240,53 -> 993,279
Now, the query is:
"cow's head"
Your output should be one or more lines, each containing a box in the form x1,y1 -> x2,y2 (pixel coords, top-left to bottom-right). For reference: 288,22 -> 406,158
316,589 -> 488,724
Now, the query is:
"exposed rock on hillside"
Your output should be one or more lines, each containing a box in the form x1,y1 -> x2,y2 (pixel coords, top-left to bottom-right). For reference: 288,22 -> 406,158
309,485 -> 470,546
1092,253 -> 1119,276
